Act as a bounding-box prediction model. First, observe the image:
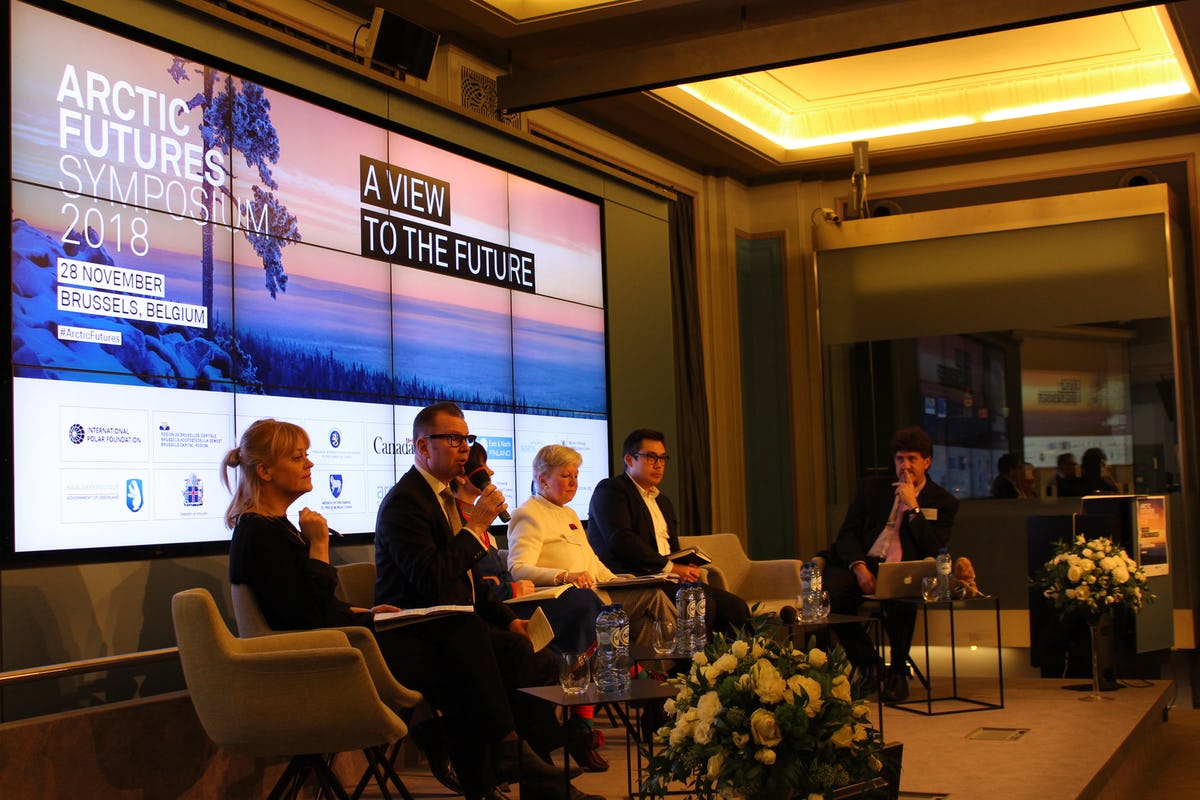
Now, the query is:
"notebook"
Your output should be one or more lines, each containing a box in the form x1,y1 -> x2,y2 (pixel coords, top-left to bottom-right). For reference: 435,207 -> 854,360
864,559 -> 937,599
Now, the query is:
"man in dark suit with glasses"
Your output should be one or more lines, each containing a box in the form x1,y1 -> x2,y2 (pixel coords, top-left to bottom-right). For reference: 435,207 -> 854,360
587,428 -> 750,637
375,400 -> 602,800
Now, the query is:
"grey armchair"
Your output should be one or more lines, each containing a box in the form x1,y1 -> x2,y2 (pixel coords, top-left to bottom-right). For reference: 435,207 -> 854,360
228,580 -> 420,718
334,561 -> 377,608
678,533 -> 805,614
173,588 -> 413,799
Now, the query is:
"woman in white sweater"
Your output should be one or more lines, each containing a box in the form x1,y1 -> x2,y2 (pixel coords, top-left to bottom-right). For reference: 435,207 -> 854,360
507,444 -> 676,649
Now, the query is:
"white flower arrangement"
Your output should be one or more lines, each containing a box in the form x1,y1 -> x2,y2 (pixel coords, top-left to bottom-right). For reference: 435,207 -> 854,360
642,626 -> 884,800
1036,535 -> 1152,617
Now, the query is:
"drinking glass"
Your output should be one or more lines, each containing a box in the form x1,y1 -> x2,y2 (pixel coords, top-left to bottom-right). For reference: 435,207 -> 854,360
813,590 -> 831,620
796,592 -> 815,622
651,619 -> 676,656
921,576 -> 940,602
559,651 -> 590,694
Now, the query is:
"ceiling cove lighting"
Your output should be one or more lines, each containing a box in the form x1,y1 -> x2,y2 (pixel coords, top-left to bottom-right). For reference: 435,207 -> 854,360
678,72 -> 1191,151
982,80 -> 1192,122
678,82 -> 977,149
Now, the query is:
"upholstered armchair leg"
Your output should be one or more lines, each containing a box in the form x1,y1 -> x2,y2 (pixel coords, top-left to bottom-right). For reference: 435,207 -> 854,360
310,754 -> 352,800
350,744 -> 414,800
268,754 -> 346,800
266,756 -> 308,800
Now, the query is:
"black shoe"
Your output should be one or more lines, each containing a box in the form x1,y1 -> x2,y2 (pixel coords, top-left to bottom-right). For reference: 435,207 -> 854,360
410,717 -> 463,794
882,669 -> 910,703
565,720 -> 610,772
494,740 -> 570,784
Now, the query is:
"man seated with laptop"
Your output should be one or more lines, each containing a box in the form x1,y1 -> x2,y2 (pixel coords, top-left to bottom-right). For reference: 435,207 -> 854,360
822,426 -> 959,703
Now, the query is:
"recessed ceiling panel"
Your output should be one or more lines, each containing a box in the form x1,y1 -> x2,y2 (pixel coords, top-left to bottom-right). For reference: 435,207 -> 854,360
651,6 -> 1198,162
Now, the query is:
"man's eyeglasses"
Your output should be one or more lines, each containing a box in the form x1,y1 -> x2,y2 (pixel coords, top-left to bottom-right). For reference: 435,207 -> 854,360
634,452 -> 670,465
424,433 -> 477,447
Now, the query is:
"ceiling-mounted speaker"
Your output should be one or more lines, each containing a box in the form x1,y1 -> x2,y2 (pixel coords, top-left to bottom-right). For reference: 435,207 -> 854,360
364,7 -> 439,81
1118,168 -> 1161,188
870,200 -> 904,217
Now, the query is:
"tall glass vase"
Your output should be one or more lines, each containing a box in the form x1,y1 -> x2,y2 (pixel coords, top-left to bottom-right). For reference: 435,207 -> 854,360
1081,614 -> 1114,702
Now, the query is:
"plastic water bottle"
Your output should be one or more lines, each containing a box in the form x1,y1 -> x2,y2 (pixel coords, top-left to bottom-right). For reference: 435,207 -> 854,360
936,547 -> 953,600
799,561 -> 816,621
675,586 -> 693,654
796,561 -> 816,623
689,584 -> 707,654
595,603 -> 631,694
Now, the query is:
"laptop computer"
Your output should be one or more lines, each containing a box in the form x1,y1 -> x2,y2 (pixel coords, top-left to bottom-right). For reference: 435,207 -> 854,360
864,559 -> 938,599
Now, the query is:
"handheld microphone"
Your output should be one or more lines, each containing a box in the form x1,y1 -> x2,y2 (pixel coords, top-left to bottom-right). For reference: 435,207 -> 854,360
468,466 -> 510,523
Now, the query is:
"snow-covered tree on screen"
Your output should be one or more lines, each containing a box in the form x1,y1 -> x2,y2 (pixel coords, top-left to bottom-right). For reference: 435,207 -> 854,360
169,59 -> 301,312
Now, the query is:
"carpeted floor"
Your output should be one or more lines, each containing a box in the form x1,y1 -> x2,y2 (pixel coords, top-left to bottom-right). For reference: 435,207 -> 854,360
368,676 -> 1198,800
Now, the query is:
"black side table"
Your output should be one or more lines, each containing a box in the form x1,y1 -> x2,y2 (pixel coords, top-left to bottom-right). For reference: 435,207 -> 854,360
886,594 -> 1005,715
520,680 -> 678,799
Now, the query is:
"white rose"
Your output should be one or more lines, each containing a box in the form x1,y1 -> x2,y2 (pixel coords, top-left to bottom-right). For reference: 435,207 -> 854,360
1067,566 -> 1083,583
696,691 -> 722,725
712,653 -> 738,675
755,748 -> 776,765
751,660 -> 787,704
693,652 -> 709,666
749,708 -> 783,746
731,640 -> 750,659
707,753 -> 724,780
732,732 -> 750,748
789,674 -> 824,716
830,724 -> 855,748
831,674 -> 852,703
807,648 -> 828,668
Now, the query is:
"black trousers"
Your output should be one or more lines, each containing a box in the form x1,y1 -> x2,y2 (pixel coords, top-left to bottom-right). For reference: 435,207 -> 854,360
823,559 -> 918,671
375,613 -> 559,794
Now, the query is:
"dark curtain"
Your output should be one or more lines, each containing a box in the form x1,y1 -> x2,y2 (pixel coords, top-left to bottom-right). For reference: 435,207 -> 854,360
668,193 -> 712,534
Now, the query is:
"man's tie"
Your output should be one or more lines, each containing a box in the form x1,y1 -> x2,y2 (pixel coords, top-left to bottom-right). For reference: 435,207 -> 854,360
439,487 -> 475,602
439,487 -> 461,530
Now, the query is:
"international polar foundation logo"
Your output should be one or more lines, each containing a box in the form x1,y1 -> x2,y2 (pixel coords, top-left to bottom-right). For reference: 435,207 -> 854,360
68,423 -> 86,444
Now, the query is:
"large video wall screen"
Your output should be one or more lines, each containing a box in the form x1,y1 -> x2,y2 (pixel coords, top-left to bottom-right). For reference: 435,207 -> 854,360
8,2 -> 609,556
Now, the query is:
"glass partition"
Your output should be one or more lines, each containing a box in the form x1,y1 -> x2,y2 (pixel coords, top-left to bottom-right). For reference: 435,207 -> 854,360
813,184 -> 1188,544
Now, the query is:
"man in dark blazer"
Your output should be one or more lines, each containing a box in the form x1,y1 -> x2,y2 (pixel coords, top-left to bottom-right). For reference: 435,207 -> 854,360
587,428 -> 750,636
375,401 -> 599,800
824,426 -> 959,702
